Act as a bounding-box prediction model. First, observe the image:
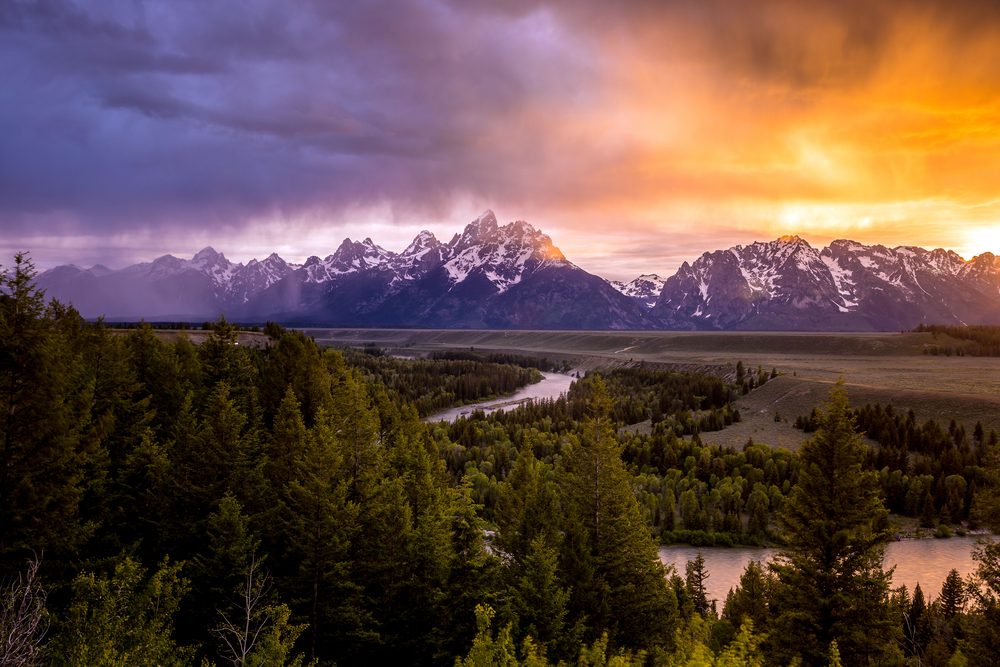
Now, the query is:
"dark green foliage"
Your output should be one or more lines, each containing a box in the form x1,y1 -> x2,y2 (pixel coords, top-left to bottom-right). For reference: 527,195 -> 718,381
0,253 -> 96,572
344,349 -> 543,416
722,560 -> 772,634
685,553 -> 711,617
4,260 -> 995,665
769,384 -> 899,666
964,540 -> 1000,667
795,400 -> 990,527
428,349 -> 568,372
557,378 -> 679,652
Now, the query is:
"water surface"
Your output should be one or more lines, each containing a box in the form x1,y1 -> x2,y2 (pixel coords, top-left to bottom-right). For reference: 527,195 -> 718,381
425,371 -> 576,422
659,536 -> 988,607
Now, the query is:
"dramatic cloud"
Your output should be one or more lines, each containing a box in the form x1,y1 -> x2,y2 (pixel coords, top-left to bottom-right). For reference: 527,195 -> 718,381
2,0 -> 999,278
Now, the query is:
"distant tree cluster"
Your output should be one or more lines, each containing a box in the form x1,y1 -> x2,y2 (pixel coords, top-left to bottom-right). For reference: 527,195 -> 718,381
796,402 -> 994,528
916,323 -> 1000,356
428,349 -> 570,372
343,349 -> 543,416
444,370 -> 792,547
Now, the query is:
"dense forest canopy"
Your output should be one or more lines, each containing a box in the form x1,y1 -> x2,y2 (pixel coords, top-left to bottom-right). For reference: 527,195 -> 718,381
2,252 -> 1000,666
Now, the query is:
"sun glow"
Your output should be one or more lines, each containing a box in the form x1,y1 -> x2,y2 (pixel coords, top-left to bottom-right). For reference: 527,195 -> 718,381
961,225 -> 1000,259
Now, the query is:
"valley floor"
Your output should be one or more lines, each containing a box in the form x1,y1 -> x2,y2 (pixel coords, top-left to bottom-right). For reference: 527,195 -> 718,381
306,328 -> 1000,440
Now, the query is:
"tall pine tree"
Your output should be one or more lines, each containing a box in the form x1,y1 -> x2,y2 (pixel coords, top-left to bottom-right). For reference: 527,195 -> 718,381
559,376 -> 678,653
769,383 -> 898,665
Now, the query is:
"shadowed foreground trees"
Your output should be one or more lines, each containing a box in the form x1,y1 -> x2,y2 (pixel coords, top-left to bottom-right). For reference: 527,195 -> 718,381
3,256 -> 1000,665
768,383 -> 899,665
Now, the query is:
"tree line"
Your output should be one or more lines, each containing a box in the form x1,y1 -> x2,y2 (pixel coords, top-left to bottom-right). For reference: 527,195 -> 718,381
796,402 -> 994,530
342,349 -> 543,417
915,324 -> 1000,356
2,251 -> 1000,665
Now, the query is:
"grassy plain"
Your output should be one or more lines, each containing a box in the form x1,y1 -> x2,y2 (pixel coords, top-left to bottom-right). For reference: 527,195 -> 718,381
306,328 -> 1000,449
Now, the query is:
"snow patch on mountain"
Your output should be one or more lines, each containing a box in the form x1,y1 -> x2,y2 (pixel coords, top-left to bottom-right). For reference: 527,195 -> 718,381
608,274 -> 665,309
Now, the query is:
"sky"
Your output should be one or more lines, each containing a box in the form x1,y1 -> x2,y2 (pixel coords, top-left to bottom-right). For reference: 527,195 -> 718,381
2,0 -> 1000,280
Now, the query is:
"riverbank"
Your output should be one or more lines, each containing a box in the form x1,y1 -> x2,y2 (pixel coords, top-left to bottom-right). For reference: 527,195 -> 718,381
423,371 -> 577,422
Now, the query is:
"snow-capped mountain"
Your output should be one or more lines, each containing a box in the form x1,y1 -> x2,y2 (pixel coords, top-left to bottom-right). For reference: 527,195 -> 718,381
36,220 -> 1000,329
609,274 -> 665,309
38,211 -> 646,328
651,237 -> 1000,330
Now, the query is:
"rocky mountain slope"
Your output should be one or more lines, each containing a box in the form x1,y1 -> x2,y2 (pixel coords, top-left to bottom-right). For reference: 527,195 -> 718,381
609,274 -> 665,309
39,211 -> 646,329
649,236 -> 1000,330
37,216 -> 1000,330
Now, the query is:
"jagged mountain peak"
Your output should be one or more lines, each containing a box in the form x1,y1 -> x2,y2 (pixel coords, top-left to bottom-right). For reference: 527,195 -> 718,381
402,230 -> 441,257
441,212 -> 571,292
455,210 -> 501,246
653,234 -> 1000,330
745,235 -> 817,258
610,273 -> 665,309
476,209 -> 497,225
36,221 -> 1000,330
193,246 -> 222,260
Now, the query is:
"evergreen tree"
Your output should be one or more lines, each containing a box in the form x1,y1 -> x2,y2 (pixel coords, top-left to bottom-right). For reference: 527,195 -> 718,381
722,560 -> 772,631
685,553 -> 711,617
265,386 -> 308,492
768,383 -> 897,666
745,485 -> 770,539
715,620 -> 765,667
559,376 -> 678,652
964,540 -> 1000,667
939,569 -> 967,619
508,535 -> 571,658
0,253 -> 95,572
185,493 -> 260,652
278,408 -> 358,662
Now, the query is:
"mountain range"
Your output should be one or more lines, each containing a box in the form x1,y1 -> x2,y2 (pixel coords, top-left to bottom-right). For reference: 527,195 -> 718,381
37,211 -> 1000,330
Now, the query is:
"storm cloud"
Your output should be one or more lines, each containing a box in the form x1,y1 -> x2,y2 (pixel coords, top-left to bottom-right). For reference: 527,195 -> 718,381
2,0 -> 999,277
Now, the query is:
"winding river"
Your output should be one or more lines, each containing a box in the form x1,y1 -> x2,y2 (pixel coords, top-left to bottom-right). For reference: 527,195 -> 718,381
659,536 -> 989,606
423,369 -> 988,608
425,371 -> 577,422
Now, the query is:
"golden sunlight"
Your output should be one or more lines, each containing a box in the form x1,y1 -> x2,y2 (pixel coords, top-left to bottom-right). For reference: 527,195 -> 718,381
961,225 -> 1000,259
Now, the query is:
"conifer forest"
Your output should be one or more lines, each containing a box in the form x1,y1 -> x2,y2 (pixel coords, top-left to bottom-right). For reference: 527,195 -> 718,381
2,253 -> 1000,667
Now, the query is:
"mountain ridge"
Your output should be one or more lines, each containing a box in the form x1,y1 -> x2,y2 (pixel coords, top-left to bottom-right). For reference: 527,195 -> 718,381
36,212 -> 1000,330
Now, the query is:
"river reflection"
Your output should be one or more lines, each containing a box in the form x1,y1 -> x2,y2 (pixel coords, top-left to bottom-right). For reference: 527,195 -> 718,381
659,536 -> 989,606
425,371 -> 576,422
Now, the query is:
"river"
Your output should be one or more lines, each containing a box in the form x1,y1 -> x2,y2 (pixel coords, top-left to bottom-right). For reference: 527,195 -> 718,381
425,371 -> 577,422
659,536 -> 990,606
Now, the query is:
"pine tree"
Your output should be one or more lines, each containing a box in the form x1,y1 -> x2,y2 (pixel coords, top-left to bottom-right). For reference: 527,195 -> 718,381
559,376 -> 677,653
722,560 -> 771,630
0,253 -> 94,572
769,383 -> 897,666
964,540 -> 1000,667
745,484 -> 770,538
509,535 -> 571,657
939,569 -> 966,619
266,386 -> 308,492
278,408 -> 358,662
186,493 -> 260,648
685,553 -> 711,617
